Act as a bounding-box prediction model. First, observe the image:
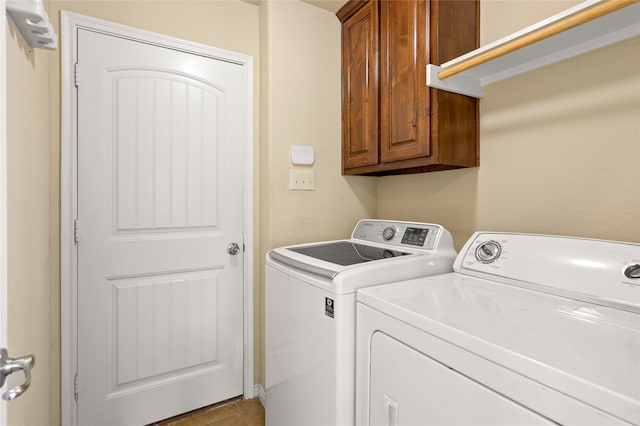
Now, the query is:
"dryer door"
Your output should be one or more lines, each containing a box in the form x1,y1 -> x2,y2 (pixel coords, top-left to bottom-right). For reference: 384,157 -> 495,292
368,332 -> 553,426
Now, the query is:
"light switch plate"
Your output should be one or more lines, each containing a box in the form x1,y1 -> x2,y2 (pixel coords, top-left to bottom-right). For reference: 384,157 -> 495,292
289,169 -> 315,191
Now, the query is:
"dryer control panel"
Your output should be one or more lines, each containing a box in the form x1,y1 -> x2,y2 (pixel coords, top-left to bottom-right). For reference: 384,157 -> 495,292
455,232 -> 640,313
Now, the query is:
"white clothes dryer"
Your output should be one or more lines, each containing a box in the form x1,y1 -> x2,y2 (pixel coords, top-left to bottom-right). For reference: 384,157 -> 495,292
265,219 -> 457,426
356,232 -> 640,426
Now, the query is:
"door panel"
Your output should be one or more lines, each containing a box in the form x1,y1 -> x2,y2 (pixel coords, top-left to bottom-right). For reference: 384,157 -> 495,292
113,71 -> 222,232
77,29 -> 244,425
111,270 -> 221,385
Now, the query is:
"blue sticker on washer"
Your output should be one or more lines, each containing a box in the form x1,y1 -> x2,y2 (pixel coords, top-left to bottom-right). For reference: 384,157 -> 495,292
325,297 -> 334,318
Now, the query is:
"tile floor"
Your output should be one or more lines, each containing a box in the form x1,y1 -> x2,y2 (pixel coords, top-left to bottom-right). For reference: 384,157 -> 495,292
151,397 -> 264,426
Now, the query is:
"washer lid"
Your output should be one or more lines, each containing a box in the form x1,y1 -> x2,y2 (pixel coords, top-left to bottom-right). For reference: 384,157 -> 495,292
268,240 -> 457,294
268,240 -> 420,281
288,241 -> 410,266
266,220 -> 458,293
358,274 -> 640,425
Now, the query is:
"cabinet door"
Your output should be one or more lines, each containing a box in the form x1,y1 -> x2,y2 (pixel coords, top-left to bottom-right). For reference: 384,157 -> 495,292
341,1 -> 379,170
379,0 -> 430,163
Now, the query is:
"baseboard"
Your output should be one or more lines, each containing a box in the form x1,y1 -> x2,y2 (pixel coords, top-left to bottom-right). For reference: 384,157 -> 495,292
254,383 -> 266,407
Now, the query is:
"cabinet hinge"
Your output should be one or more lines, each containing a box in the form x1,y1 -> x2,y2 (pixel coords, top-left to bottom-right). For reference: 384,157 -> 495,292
74,372 -> 79,402
74,63 -> 79,87
74,218 -> 79,244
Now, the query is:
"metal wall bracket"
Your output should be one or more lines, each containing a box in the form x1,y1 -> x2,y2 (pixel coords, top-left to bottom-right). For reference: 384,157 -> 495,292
6,0 -> 57,50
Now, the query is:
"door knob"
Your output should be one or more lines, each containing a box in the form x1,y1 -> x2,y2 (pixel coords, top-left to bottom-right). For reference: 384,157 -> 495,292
227,242 -> 241,255
0,348 -> 35,401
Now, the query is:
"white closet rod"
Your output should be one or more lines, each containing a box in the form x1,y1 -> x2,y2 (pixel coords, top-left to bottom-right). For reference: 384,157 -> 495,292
426,0 -> 640,98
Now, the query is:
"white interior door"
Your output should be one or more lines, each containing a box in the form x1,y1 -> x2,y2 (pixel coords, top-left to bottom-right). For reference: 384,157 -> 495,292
76,28 -> 246,425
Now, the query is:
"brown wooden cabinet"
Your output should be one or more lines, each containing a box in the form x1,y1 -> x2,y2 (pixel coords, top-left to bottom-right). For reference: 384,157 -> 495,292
337,0 -> 479,176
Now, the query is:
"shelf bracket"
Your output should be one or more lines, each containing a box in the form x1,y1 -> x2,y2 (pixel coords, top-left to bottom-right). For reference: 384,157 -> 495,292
426,0 -> 640,99
6,0 -> 58,50
426,65 -> 483,98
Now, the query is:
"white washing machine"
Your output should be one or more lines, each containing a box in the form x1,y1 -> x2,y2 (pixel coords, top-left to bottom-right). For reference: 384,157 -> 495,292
265,219 -> 457,426
356,232 -> 640,425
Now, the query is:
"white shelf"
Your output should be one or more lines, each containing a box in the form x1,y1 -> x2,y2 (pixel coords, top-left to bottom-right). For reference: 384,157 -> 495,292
427,0 -> 640,98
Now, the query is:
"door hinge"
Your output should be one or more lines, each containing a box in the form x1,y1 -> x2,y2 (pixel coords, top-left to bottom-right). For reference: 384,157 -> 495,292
74,62 -> 79,87
74,372 -> 78,402
74,218 -> 79,244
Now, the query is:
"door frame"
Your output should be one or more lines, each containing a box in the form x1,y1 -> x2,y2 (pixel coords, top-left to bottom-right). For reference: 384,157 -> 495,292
0,4 -> 8,423
60,12 -> 254,426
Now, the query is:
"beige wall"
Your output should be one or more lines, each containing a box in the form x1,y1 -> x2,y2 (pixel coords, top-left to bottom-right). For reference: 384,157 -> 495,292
378,1 -> 640,249
6,19 -> 54,426
7,1 -> 259,425
7,0 -> 373,423
6,0 -> 639,424
259,0 -> 376,250
257,0 -> 377,383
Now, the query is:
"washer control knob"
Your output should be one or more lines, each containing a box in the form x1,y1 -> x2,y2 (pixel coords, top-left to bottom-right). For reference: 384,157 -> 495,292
382,226 -> 396,241
475,240 -> 502,264
623,263 -> 640,280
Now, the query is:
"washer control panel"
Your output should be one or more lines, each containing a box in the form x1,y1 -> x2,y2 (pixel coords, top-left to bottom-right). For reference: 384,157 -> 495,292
352,220 -> 446,250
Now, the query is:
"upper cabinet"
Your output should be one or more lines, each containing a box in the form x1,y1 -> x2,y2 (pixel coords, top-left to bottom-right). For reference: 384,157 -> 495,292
337,0 -> 479,176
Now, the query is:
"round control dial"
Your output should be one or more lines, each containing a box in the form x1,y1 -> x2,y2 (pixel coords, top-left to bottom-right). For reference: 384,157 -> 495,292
382,226 -> 396,241
475,240 -> 502,264
623,263 -> 640,280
